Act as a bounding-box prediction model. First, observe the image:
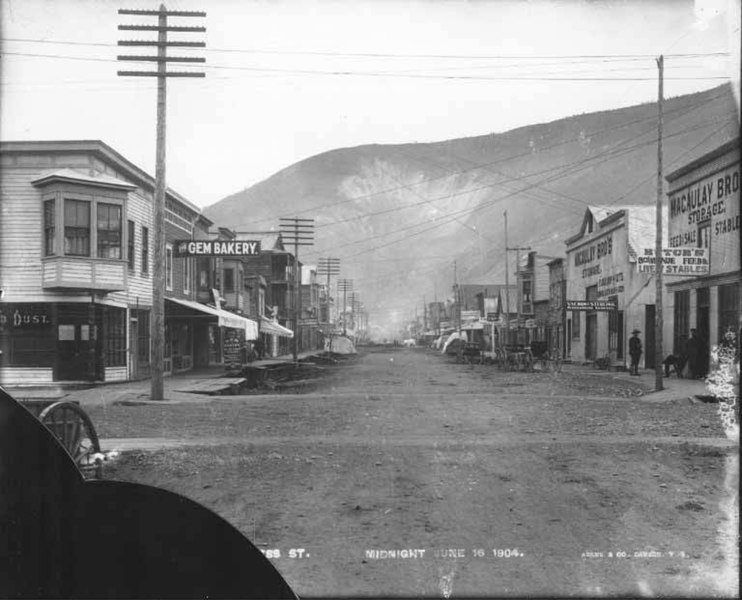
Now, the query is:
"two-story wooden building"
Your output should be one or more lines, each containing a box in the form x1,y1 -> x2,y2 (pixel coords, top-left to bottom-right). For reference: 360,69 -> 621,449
0,140 -> 256,385
565,205 -> 664,367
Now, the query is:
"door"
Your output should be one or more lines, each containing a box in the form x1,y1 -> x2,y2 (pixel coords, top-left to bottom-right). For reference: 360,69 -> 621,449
57,322 -> 91,380
644,305 -> 655,369
585,313 -> 598,361
129,317 -> 139,379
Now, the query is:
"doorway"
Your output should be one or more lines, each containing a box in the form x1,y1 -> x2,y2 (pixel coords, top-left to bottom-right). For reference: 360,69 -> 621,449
57,304 -> 94,381
644,305 -> 655,369
696,287 -> 710,377
585,313 -> 598,361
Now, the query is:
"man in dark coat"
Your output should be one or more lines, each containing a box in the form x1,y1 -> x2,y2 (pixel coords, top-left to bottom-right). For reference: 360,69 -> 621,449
629,329 -> 642,375
686,328 -> 704,379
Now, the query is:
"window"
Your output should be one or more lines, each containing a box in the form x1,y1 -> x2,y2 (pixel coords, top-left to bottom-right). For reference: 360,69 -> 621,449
64,199 -> 90,256
166,244 -> 173,290
103,306 -> 126,367
141,226 -> 149,275
698,221 -> 711,249
43,199 -> 56,256
521,278 -> 533,314
197,257 -> 211,290
127,220 -> 135,271
97,203 -> 122,259
223,268 -> 235,293
183,258 -> 191,293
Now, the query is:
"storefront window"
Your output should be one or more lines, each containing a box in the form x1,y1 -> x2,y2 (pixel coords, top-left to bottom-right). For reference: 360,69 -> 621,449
97,203 -> 122,259
44,199 -> 56,256
0,304 -> 55,367
64,198 -> 90,256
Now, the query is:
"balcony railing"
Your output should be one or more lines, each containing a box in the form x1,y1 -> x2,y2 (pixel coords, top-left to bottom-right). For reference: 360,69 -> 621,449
42,256 -> 126,292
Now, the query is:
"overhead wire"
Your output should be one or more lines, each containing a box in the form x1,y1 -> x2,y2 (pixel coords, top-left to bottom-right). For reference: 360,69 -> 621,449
307,113 -> 735,265
239,87 -> 731,233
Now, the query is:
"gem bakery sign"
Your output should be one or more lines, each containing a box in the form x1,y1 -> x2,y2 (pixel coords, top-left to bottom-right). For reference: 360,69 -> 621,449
637,248 -> 709,275
175,240 -> 261,257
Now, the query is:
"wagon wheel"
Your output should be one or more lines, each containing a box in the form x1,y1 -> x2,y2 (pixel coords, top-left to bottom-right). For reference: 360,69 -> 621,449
39,401 -> 102,479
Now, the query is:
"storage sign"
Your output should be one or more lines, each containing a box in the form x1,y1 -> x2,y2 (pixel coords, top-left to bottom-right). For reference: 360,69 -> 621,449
175,240 -> 261,257
637,247 -> 709,275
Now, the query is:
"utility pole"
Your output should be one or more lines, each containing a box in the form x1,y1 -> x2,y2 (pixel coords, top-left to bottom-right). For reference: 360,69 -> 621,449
337,279 -> 353,336
654,55 -> 665,392
317,257 -> 340,324
279,217 -> 314,361
118,6 -> 205,401
503,211 -> 530,345
503,213 -> 510,342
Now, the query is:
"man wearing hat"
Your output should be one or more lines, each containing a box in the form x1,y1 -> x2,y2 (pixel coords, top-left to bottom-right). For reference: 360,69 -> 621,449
629,329 -> 642,375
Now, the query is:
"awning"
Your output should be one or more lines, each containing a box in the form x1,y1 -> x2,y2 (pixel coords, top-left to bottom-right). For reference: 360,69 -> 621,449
260,316 -> 294,338
166,298 -> 259,340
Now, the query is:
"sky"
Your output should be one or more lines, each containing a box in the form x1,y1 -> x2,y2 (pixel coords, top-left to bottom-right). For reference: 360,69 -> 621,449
1,0 -> 739,211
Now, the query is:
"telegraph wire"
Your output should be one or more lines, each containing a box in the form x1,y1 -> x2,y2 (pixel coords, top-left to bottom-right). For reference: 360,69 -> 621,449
307,116 -> 735,262
309,113 -> 733,237
1,38 -> 731,60
0,50 -> 733,82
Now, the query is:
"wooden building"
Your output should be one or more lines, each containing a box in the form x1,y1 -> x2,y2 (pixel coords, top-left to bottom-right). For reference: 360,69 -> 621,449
0,140 -> 255,385
565,205 -> 664,367
663,139 -> 740,374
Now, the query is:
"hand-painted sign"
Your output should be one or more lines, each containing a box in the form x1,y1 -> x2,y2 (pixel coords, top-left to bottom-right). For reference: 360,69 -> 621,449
566,300 -> 617,311
637,247 -> 709,275
0,304 -> 52,328
175,240 -> 261,257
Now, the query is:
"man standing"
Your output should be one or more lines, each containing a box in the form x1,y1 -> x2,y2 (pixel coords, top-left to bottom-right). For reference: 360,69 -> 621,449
686,328 -> 704,379
629,329 -> 642,376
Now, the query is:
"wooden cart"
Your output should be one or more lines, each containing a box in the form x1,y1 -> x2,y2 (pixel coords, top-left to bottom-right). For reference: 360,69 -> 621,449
22,399 -> 102,479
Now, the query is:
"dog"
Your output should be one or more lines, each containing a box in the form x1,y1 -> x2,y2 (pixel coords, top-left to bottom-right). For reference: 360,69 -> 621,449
662,353 -> 686,378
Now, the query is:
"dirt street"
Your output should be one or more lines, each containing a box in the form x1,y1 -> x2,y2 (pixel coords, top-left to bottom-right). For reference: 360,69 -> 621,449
98,348 -> 737,598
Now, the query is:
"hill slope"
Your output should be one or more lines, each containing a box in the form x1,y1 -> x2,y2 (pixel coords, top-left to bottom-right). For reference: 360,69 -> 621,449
204,84 -> 739,324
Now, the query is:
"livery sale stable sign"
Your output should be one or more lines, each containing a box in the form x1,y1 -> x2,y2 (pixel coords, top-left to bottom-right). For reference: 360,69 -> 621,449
566,300 -> 617,311
175,240 -> 261,257
637,247 -> 709,275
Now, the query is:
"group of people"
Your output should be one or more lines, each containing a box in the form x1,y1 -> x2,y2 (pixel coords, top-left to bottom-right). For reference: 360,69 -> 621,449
629,328 -> 707,378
